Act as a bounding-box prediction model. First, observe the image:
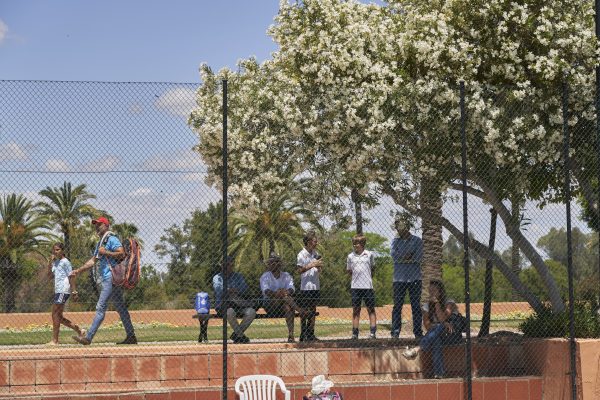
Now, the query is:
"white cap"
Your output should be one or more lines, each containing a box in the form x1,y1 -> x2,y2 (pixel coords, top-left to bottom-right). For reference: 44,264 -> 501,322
311,375 -> 334,395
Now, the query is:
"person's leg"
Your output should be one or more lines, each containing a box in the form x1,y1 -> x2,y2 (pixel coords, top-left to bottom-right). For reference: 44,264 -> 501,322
365,290 -> 377,338
419,324 -> 444,351
307,290 -> 319,340
58,300 -> 81,335
351,289 -> 361,338
283,303 -> 295,341
111,285 -> 135,339
391,282 -> 407,337
86,278 -> 113,341
226,307 -> 241,335
298,291 -> 308,341
408,280 -> 423,338
431,330 -> 445,377
238,307 -> 256,336
51,303 -> 62,344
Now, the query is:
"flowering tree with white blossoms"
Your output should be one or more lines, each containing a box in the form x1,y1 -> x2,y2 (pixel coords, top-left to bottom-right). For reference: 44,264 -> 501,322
189,0 -> 599,313
269,0 -> 552,309
386,0 -> 600,312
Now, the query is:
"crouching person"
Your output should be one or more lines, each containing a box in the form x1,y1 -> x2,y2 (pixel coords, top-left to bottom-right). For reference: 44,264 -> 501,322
260,253 -> 306,343
402,279 -> 463,378
213,256 -> 256,344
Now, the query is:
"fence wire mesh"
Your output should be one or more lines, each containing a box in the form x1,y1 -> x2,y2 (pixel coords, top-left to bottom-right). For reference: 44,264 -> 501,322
0,79 -> 597,397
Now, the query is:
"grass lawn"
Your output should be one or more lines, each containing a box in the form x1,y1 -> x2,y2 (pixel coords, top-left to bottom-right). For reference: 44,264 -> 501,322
0,318 -> 524,346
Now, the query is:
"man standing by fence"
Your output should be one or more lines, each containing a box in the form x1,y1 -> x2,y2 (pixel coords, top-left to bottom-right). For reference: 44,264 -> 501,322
390,214 -> 423,340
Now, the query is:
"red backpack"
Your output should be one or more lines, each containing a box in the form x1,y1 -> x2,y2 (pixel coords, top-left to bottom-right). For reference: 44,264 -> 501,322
110,237 -> 141,289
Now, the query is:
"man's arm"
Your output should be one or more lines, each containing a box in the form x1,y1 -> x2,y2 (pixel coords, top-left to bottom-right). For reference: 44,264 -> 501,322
70,256 -> 96,277
98,245 -> 125,259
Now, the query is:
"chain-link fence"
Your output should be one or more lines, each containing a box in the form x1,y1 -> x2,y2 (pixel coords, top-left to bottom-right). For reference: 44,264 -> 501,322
0,79 -> 597,399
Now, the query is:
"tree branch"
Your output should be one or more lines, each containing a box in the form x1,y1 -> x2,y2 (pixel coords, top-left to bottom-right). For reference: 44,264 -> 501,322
470,174 -> 565,312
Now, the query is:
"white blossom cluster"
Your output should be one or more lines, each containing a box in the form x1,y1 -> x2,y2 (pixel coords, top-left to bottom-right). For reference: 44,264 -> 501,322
189,0 -> 599,213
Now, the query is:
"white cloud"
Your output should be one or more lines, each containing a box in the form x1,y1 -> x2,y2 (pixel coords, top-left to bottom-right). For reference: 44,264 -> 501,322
140,149 -> 203,171
154,87 -> 197,117
129,187 -> 153,197
0,142 -> 28,161
129,102 -> 144,114
81,155 -> 121,172
44,158 -> 71,172
0,19 -> 8,45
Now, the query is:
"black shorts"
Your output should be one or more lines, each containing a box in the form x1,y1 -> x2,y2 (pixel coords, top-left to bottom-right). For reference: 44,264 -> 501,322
351,288 -> 376,309
297,290 -> 320,310
262,299 -> 288,317
53,293 -> 70,305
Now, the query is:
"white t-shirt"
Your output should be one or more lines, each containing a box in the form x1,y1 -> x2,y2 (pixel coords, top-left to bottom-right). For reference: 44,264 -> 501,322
52,258 -> 72,294
346,250 -> 375,289
260,271 -> 295,298
297,248 -> 320,291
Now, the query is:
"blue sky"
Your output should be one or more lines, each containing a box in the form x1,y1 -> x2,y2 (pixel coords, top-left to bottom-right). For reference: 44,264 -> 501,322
0,0 -> 279,82
0,1 -> 280,271
0,0 -> 589,273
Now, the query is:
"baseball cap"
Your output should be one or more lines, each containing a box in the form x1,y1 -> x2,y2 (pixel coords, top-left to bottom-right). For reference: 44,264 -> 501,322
92,217 -> 110,226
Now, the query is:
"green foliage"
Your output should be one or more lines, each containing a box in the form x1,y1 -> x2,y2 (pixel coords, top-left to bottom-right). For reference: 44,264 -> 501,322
520,302 -> 600,338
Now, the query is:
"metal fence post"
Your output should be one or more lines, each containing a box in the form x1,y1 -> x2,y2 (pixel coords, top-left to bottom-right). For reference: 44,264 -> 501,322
222,79 -> 229,400
562,79 -> 577,400
460,81 -> 473,400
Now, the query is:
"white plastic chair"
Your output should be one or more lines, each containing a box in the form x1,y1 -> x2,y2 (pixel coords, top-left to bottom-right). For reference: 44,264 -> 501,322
235,374 -> 291,400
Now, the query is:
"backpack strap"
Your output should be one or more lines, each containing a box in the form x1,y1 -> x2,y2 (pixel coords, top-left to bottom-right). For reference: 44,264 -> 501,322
95,231 -> 115,258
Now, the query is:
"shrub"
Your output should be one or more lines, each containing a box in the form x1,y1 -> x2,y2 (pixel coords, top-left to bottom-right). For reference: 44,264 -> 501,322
520,302 -> 600,338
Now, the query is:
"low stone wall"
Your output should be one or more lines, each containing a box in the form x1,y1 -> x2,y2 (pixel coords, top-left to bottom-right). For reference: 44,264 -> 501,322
5,336 -> 600,399
0,338 -> 528,398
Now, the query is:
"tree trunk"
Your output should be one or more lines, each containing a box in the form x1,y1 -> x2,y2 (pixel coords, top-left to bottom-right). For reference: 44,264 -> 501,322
419,178 -> 444,303
351,188 -> 363,235
510,197 -> 522,301
64,228 -> 71,259
0,258 -> 18,313
473,175 -> 565,312
479,208 -> 497,338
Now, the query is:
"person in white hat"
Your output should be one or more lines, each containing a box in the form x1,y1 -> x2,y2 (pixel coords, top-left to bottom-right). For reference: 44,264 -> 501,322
311,375 -> 334,396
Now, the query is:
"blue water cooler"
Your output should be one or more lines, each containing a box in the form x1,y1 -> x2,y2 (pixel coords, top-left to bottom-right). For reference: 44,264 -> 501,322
195,292 -> 210,314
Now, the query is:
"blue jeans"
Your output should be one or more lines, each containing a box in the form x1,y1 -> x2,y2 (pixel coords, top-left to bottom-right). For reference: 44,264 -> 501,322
391,280 -> 423,338
420,324 -> 445,376
86,276 -> 135,341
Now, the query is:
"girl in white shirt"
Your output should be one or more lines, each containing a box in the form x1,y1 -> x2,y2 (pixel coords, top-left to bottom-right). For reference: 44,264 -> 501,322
46,242 -> 83,345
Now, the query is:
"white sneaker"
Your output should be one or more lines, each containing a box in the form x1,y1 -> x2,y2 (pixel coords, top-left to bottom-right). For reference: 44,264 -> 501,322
402,347 -> 419,359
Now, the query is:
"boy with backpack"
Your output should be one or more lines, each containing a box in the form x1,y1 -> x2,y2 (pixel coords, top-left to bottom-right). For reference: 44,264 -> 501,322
346,234 -> 377,339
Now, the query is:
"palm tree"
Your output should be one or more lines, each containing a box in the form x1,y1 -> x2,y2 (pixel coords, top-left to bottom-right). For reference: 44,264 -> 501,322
112,222 -> 144,248
37,182 -> 99,258
230,193 -> 321,263
0,194 -> 52,312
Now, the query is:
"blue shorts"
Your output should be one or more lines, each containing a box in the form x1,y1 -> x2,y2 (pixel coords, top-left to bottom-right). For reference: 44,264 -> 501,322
351,289 -> 376,309
53,293 -> 70,305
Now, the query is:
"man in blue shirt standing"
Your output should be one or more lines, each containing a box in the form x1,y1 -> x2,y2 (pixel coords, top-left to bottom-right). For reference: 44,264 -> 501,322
390,214 -> 423,340
213,256 -> 256,344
